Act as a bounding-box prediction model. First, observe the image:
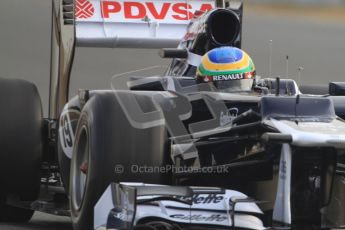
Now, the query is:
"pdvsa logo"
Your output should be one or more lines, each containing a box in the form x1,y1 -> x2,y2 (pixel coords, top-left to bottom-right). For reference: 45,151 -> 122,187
100,1 -> 213,20
76,0 -> 95,19
75,0 -> 214,21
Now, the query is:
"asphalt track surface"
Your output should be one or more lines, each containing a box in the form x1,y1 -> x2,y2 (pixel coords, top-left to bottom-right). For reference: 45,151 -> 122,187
0,0 -> 345,229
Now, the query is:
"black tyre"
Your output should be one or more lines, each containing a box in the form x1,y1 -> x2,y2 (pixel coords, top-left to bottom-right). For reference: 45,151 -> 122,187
0,78 -> 43,222
70,91 -> 169,230
58,96 -> 81,195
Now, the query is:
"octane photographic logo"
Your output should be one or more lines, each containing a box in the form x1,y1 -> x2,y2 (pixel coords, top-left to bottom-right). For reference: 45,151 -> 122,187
75,0 -> 95,19
110,69 -> 233,159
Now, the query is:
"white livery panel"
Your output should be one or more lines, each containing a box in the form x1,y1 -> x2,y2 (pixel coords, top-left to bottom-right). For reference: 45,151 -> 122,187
75,0 -> 215,48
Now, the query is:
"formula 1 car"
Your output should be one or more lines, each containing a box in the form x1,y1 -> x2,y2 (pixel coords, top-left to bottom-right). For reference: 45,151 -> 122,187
1,0 -> 345,230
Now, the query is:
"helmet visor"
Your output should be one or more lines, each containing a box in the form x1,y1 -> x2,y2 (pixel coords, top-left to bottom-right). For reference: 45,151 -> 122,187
213,79 -> 254,92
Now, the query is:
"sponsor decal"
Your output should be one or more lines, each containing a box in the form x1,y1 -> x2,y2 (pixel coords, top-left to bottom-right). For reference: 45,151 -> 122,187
244,71 -> 255,79
213,73 -> 244,81
59,108 -> 80,159
192,194 -> 224,204
193,9 -> 207,18
76,0 -> 95,19
76,0 -> 213,22
201,71 -> 255,83
280,160 -> 287,180
175,194 -> 224,204
170,214 -> 227,222
202,76 -> 212,82
61,115 -> 73,149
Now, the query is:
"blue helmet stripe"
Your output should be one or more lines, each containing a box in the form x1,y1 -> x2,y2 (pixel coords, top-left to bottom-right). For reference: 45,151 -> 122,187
207,47 -> 243,64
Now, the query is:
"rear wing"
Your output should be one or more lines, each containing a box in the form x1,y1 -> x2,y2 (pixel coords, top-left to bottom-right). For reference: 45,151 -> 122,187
49,0 -> 241,119
75,0 -> 215,48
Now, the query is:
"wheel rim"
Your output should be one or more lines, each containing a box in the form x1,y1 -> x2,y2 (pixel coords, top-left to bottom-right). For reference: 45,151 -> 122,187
72,125 -> 89,211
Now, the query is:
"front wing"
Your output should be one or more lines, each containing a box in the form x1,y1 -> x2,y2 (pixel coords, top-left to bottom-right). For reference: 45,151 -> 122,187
94,183 -> 266,230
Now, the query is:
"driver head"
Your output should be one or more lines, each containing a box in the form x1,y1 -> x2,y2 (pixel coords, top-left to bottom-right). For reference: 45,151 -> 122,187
196,46 -> 256,92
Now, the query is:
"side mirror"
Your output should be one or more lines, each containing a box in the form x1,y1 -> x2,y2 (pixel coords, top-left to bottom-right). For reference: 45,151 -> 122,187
329,82 -> 345,96
159,48 -> 188,59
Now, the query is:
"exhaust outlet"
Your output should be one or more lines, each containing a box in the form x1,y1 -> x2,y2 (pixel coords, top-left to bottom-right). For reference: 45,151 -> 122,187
206,9 -> 241,46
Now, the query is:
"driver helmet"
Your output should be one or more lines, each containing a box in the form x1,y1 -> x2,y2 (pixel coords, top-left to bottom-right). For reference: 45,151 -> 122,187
196,46 -> 256,92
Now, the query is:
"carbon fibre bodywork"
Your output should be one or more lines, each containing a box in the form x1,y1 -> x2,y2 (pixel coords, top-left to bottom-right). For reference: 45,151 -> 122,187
12,0 -> 344,229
